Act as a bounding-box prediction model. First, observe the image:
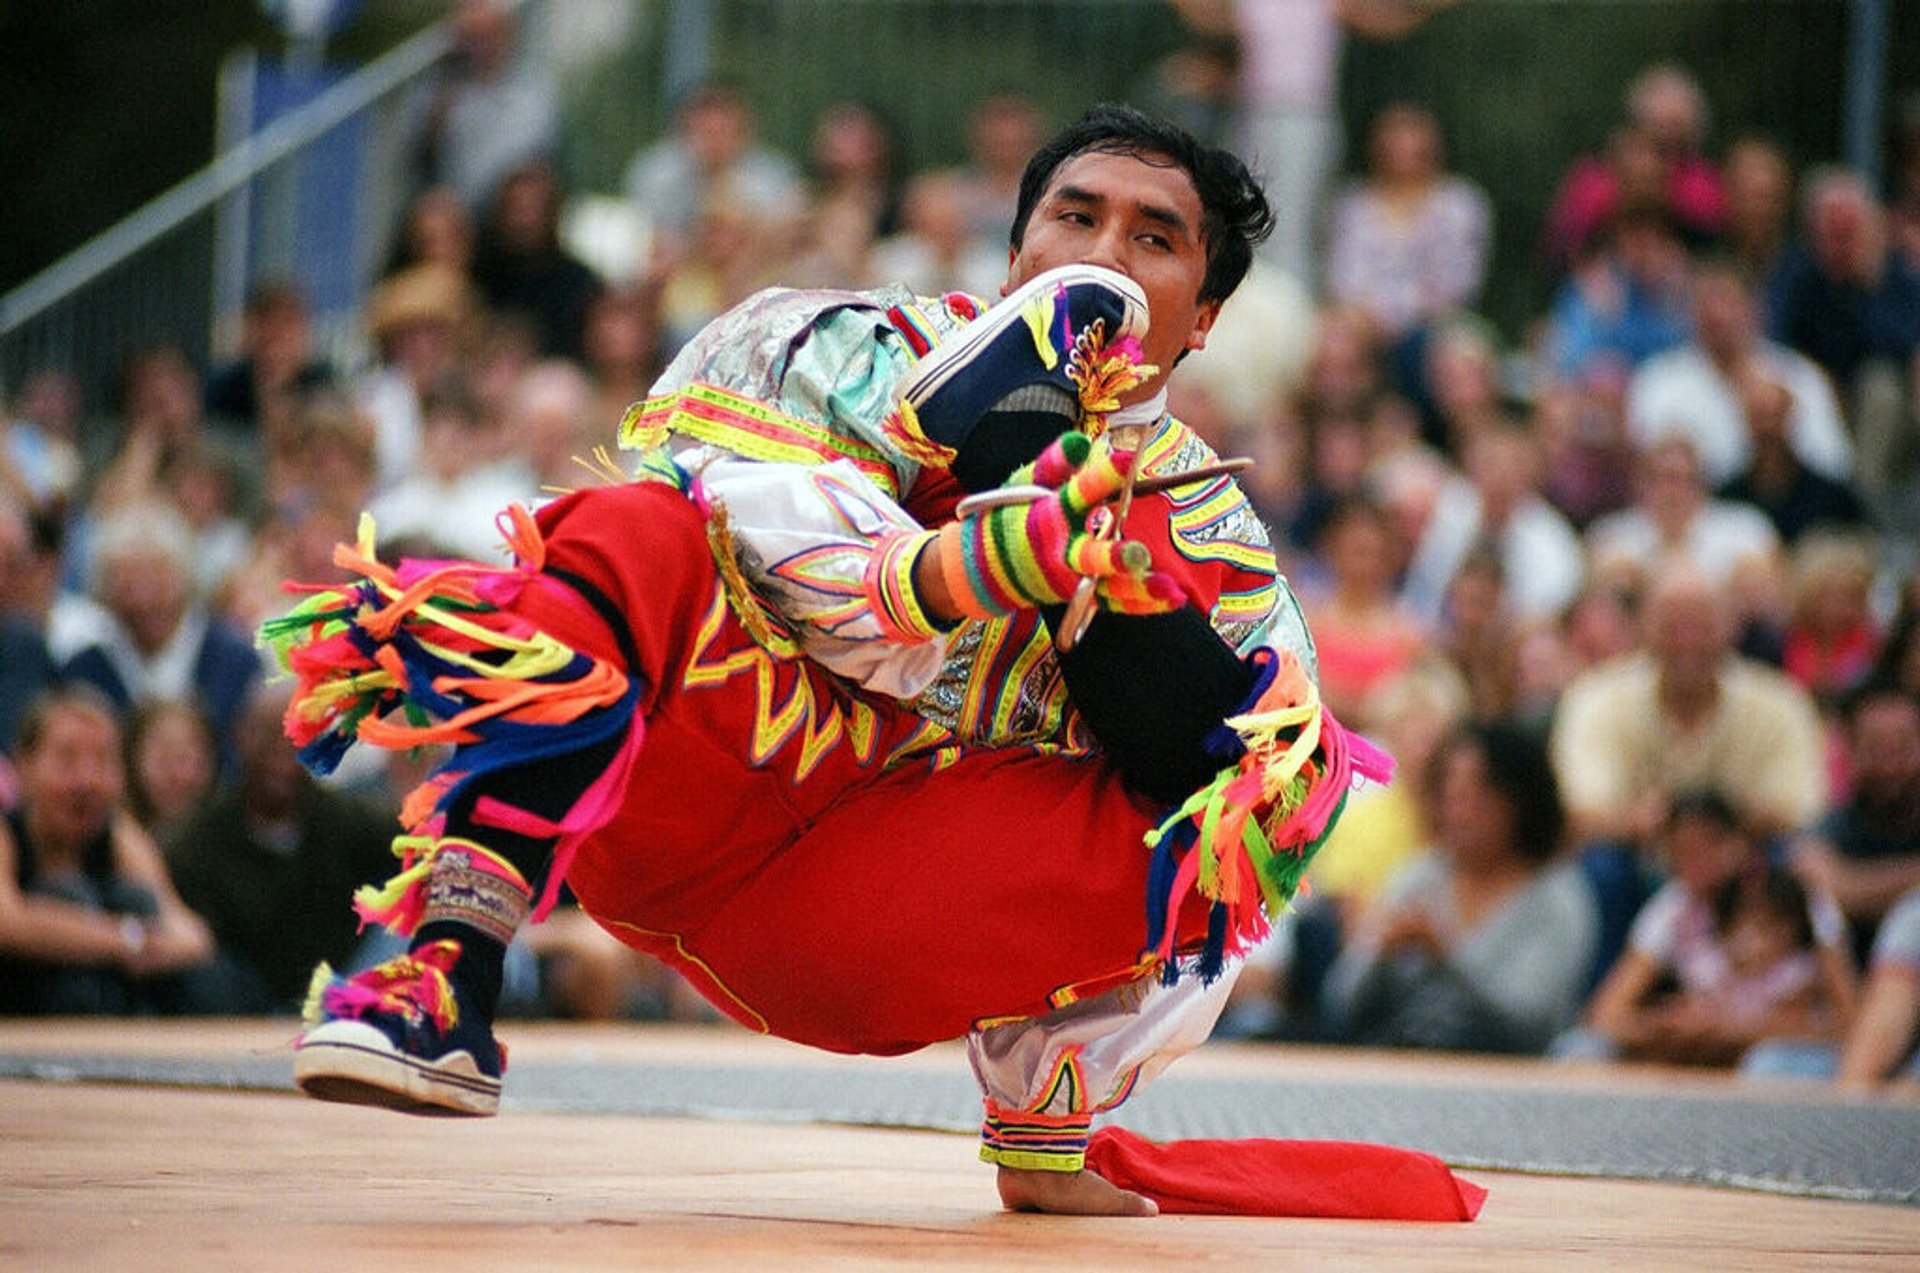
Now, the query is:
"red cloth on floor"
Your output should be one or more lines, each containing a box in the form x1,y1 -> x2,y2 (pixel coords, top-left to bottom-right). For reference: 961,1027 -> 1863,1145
1085,1127 -> 1487,1220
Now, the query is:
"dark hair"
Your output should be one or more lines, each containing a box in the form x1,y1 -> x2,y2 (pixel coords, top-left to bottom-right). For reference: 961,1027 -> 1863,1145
1009,103 -> 1273,306
1839,676 -> 1918,729
15,684 -> 124,757
1664,787 -> 1741,834
1440,721 -> 1565,862
1710,862 -> 1816,951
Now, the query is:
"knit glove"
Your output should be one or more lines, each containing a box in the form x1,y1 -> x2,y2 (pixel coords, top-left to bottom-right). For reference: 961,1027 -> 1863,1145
936,431 -> 1185,619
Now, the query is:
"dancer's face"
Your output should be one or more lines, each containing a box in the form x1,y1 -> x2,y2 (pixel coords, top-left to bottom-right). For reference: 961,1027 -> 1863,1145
1005,149 -> 1220,402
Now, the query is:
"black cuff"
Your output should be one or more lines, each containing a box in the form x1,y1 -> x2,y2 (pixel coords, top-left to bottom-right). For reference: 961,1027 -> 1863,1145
1045,605 -> 1259,805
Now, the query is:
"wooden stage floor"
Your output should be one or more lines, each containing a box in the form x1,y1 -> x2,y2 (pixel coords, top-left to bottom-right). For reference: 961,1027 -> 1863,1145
2,1020 -> 1916,1271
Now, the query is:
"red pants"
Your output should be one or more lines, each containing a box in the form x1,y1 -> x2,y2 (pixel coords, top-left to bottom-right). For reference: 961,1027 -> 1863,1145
516,482 -> 1211,1055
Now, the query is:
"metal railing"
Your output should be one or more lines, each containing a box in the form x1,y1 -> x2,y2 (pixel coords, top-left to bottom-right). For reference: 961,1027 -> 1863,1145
0,20 -> 453,417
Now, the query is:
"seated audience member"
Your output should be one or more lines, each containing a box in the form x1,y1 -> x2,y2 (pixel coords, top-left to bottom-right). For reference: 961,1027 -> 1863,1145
1778,532 -> 1882,705
1300,493 -> 1428,726
1792,682 -> 1920,962
162,686 -> 400,1012
1540,64 -> 1726,278
1716,369 -> 1871,546
1323,101 -> 1492,410
1586,435 -> 1783,589
1626,255 -> 1852,490
1720,134 -> 1795,283
0,501 -> 62,755
471,159 -> 605,363
366,374 -> 526,562
1836,885 -> 1920,1090
1531,373 -> 1635,530
1320,722 -> 1599,1054
56,500 -> 261,774
1543,200 -> 1695,387
1550,563 -> 1828,980
1250,657 -> 1472,1041
123,698 -> 218,850
1552,562 -> 1829,844
1567,792 -> 1856,1071
1401,420 -> 1586,627
202,278 -> 337,442
0,688 -> 217,1014
1766,166 -> 1920,533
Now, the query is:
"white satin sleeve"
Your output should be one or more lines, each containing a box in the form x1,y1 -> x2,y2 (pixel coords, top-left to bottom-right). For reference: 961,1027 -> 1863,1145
681,443 -> 953,699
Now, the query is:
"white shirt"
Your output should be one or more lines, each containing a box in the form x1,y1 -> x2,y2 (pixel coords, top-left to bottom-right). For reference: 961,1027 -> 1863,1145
1585,500 -> 1781,585
1626,342 -> 1853,486
1401,477 -> 1587,624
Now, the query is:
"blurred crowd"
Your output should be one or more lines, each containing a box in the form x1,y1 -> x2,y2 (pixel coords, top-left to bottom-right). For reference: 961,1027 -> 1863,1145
1,1 -> 1917,1092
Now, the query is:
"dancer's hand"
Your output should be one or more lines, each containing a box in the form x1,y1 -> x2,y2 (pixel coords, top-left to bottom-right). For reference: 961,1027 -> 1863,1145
931,432 -> 1185,619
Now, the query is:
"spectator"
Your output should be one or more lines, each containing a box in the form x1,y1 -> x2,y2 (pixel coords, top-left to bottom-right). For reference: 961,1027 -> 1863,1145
1567,792 -> 1856,1071
1173,0 -> 1452,287
1586,435 -> 1782,589
1876,588 -> 1920,701
367,374 -> 523,562
496,357 -> 601,496
1309,654 -> 1471,927
1551,562 -> 1827,852
1532,372 -> 1635,529
0,502 -> 61,755
410,0 -> 560,215
623,79 -> 805,257
1835,885 -> 1920,1090
1778,532 -> 1882,705
1324,101 -> 1492,408
355,262 -> 474,489
1543,200 -> 1695,385
1299,492 -> 1428,727
932,92 -> 1048,269
1541,63 -> 1726,277
471,159 -> 605,363
55,499 -> 261,774
1766,166 -> 1920,531
1721,134 -> 1795,284
2,368 -> 84,514
1419,312 -> 1513,458
0,687 -> 217,1014
1321,721 -> 1599,1053
784,99 -> 907,288
163,685 -> 399,1012
203,278 -> 337,444
1717,369 -> 1872,545
579,286 -> 664,431
1401,420 -> 1586,627
89,342 -> 213,518
1792,682 -> 1920,962
655,193 -> 778,358
867,169 -> 1008,299
123,698 -> 218,850
1627,255 -> 1852,489
384,184 -> 481,290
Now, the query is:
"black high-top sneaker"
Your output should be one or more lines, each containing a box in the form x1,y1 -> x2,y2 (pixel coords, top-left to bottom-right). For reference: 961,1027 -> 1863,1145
900,263 -> 1148,491
294,938 -> 505,1117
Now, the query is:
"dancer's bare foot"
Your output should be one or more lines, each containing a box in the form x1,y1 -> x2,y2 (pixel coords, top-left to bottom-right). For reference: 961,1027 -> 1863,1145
997,1166 -> 1158,1216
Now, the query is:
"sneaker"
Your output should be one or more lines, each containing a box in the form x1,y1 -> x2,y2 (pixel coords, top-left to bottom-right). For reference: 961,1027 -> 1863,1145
293,940 -> 504,1117
901,263 -> 1148,450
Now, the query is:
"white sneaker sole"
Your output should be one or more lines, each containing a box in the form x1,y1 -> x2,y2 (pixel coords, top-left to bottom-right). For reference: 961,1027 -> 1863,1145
294,1019 -> 501,1117
901,263 -> 1148,407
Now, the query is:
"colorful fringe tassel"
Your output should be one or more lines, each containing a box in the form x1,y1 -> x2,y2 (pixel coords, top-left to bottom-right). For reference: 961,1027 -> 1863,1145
1143,647 -> 1395,984
258,507 -> 644,925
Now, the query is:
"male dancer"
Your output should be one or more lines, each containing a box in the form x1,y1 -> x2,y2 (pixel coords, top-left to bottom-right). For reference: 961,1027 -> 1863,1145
272,105 -> 1384,1216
